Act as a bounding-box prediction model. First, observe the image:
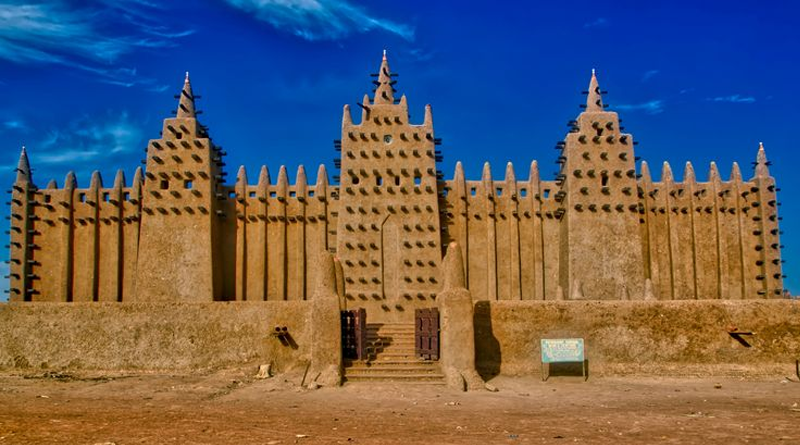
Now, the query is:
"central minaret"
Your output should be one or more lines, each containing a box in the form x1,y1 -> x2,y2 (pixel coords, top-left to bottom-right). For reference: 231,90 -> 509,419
134,73 -> 225,301
559,71 -> 645,299
337,52 -> 442,317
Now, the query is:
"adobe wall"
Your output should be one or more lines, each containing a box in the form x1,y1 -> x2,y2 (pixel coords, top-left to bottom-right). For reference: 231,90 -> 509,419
0,302 -> 311,372
474,300 -> 800,377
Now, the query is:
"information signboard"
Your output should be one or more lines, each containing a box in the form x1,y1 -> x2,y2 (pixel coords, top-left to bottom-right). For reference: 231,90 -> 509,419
540,338 -> 587,381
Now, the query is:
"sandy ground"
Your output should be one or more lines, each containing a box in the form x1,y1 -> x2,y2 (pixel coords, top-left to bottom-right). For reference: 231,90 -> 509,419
1,368 -> 799,445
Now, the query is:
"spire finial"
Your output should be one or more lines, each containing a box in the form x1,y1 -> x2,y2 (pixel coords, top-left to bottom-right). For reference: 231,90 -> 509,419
755,141 -> 770,178
373,51 -> 395,105
15,145 -> 31,184
177,71 -> 196,119
585,69 -> 604,112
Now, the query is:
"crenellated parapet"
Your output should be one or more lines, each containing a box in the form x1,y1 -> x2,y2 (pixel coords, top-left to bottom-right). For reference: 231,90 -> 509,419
638,144 -> 783,299
441,161 -> 562,300
6,162 -> 142,302
226,163 -> 338,301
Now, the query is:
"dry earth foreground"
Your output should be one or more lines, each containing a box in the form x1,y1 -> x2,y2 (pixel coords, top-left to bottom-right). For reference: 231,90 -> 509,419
1,367 -> 799,445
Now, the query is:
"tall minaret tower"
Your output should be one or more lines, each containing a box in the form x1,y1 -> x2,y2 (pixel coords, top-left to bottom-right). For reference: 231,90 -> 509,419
337,52 -> 442,318
559,71 -> 645,299
134,73 -> 225,301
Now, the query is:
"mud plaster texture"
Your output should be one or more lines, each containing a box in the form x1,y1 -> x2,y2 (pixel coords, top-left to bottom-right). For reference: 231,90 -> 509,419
2,299 -> 798,378
0,302 -> 311,372
474,299 -> 800,377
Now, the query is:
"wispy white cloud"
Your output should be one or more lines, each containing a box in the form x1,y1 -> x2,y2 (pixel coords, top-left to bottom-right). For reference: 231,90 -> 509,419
584,17 -> 608,29
223,0 -> 415,41
615,100 -> 665,115
34,111 -> 144,165
408,48 -> 435,62
707,94 -> 756,104
0,1 -> 193,87
641,69 -> 659,82
3,119 -> 28,132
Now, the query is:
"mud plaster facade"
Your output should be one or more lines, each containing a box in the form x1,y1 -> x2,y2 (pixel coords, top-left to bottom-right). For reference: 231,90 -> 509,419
7,55 -> 785,321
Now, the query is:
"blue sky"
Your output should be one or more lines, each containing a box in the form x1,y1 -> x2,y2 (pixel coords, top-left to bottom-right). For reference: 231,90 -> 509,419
1,0 -> 798,296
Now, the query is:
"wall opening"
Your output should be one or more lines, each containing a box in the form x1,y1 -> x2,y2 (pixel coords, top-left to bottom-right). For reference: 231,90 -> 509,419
160,180 -> 169,190
414,175 -> 421,186
184,180 -> 193,189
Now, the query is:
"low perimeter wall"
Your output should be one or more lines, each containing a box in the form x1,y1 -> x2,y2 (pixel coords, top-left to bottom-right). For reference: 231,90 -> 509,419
0,302 -> 311,372
475,300 -> 800,376
1,300 -> 798,376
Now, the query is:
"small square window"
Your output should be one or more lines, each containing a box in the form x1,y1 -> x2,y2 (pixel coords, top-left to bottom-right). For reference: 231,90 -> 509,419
249,191 -> 256,198
103,192 -> 110,202
123,192 -> 131,201
269,191 -> 277,198
43,195 -> 51,203
184,180 -> 193,189
376,176 -> 383,186
309,190 -> 315,198
351,175 -> 360,185
543,189 -> 550,199
160,180 -> 169,190
175,132 -> 183,139
496,188 -> 503,196
394,176 -> 401,186
79,193 -> 87,203
470,187 -> 477,196
520,188 -> 528,197
414,175 -> 421,186
289,191 -> 296,198
228,191 -> 236,198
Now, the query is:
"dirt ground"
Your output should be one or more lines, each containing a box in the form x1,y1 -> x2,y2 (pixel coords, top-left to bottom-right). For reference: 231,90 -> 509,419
1,367 -> 799,445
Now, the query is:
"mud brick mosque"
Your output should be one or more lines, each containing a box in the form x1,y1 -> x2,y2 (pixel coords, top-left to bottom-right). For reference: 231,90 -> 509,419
7,53 -> 785,318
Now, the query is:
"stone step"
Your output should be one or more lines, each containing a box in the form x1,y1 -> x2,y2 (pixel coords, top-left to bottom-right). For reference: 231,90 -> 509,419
366,334 -> 415,341
345,359 -> 438,366
344,373 -> 446,383
365,348 -> 417,355
346,366 -> 439,373
345,359 -> 436,366
366,341 -> 415,346
364,354 -> 422,362
369,327 -> 416,333
344,378 -> 445,386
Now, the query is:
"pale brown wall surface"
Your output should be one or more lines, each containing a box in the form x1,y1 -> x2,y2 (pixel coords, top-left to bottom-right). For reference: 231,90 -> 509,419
0,302 -> 312,372
474,300 -> 800,377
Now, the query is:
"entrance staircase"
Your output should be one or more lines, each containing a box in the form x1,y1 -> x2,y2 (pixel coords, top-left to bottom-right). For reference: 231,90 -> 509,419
343,323 -> 445,385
